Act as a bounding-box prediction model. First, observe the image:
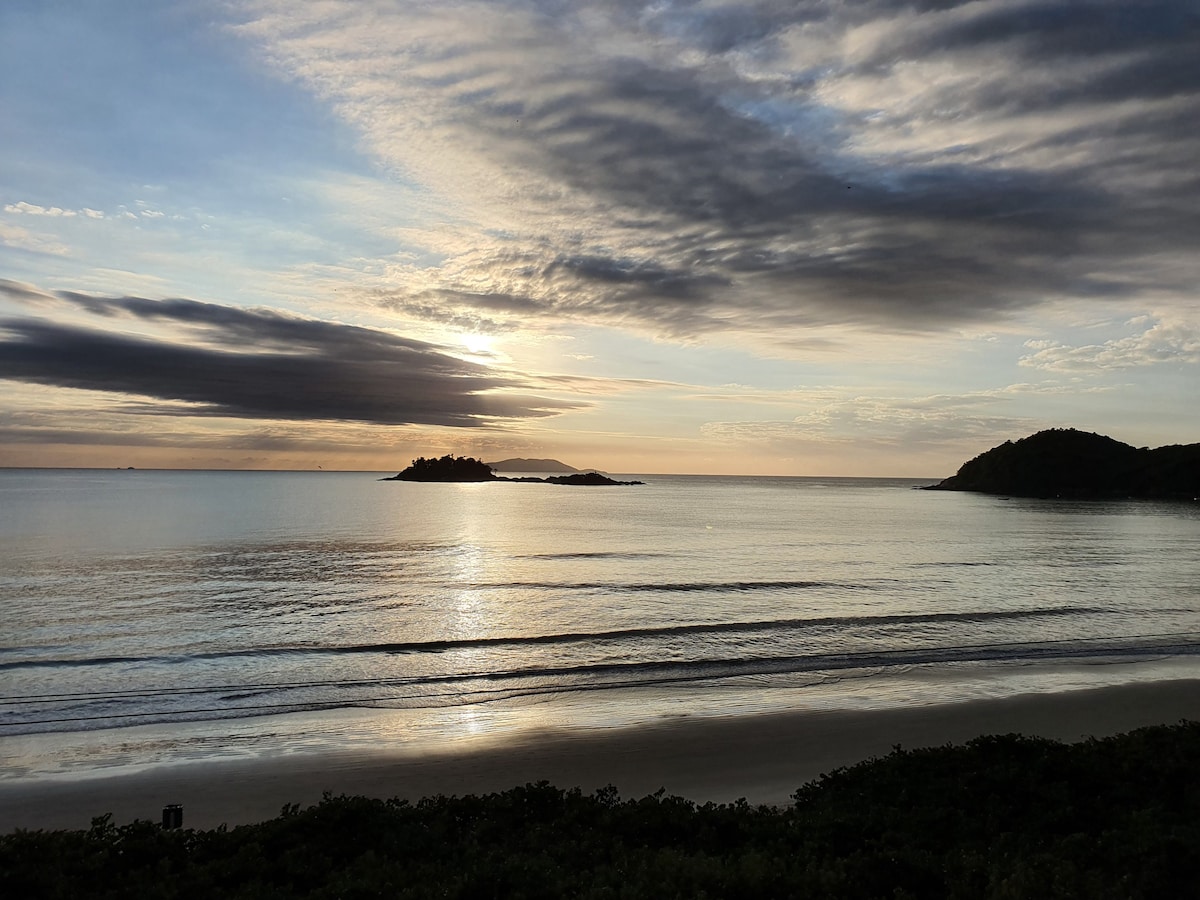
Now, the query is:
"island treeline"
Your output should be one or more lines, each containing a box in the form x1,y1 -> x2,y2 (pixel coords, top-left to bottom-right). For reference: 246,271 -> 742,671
927,429 -> 1200,499
384,456 -> 642,485
3,722 -> 1196,898
388,455 -> 497,482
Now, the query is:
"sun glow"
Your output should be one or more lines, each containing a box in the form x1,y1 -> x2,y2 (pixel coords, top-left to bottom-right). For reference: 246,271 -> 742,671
460,333 -> 494,356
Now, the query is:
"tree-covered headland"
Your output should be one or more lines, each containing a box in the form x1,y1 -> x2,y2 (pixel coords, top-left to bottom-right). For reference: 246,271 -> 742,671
927,429 -> 1200,499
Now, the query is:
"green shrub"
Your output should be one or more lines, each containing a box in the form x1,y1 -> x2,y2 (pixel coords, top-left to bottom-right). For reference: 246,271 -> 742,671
3,723 -> 1197,898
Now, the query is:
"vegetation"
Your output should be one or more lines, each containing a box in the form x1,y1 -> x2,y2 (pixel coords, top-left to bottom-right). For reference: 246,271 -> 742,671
544,472 -> 644,486
927,428 -> 1200,499
385,455 -> 497,482
383,456 -> 643,486
3,722 -> 1198,898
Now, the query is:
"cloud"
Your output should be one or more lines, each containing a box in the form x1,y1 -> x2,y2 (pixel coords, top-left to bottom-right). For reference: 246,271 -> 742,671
4,201 -> 77,217
3,201 -> 107,220
233,0 -> 1200,340
0,282 -> 577,426
701,390 -> 1042,451
1020,319 -> 1200,372
0,419 -> 385,454
695,372 -> 1137,461
0,223 -> 70,256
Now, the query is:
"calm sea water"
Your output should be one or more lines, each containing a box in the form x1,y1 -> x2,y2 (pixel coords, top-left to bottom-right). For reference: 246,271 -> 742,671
2,469 -> 1198,777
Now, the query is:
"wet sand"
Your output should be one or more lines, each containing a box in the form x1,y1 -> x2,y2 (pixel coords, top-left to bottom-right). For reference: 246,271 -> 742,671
2,679 -> 1197,833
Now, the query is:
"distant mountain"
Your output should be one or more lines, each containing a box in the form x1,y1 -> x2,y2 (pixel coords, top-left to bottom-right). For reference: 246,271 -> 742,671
486,458 -> 580,473
925,429 -> 1200,499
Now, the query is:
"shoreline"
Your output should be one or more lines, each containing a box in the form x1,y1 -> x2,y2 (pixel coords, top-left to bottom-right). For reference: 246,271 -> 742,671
3,678 -> 1198,833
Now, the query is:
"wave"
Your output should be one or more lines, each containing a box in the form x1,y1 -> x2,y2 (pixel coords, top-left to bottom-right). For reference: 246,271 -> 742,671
0,653 -> 167,671
4,631 -> 1197,732
340,631 -> 1200,691
518,551 -> 668,560
0,606 -> 1108,671
322,605 -> 1108,656
462,578 -> 842,592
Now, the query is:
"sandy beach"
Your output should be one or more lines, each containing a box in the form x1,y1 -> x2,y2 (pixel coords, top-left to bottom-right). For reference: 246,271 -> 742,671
2,678 -> 1197,834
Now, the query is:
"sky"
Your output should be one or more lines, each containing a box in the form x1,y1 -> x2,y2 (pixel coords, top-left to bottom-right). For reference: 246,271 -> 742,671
1,0 -> 1198,476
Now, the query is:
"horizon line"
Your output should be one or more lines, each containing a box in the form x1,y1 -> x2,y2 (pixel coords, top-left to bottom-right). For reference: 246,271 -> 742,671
0,465 -> 942,480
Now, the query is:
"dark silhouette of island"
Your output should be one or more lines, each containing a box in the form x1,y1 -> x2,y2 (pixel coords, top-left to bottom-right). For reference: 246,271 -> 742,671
385,455 -> 497,482
486,458 -> 579,474
925,429 -> 1200,499
383,456 -> 642,485
544,472 -> 642,486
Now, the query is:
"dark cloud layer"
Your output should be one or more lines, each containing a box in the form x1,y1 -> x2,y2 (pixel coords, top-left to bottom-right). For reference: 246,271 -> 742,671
0,288 -> 573,425
335,0 -> 1199,336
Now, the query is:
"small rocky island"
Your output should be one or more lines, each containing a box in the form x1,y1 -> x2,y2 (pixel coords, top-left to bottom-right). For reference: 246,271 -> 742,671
383,455 -> 643,485
925,429 -> 1200,499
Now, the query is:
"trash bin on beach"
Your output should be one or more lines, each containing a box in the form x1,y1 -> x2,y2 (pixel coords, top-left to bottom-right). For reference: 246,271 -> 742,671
162,804 -> 183,829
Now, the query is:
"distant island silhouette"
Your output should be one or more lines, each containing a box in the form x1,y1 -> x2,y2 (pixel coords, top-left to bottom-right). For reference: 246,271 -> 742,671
486,458 -> 579,474
386,455 -> 496,482
925,429 -> 1200,499
383,456 -> 642,486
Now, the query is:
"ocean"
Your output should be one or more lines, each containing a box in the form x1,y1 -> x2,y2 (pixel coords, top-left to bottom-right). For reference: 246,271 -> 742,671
2,468 -> 1198,779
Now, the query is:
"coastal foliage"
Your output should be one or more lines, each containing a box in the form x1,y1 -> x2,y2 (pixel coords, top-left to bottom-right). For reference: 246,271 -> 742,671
387,455 -> 497,482
2,722 -> 1197,898
544,472 -> 644,486
927,428 -> 1200,499
384,456 -> 643,485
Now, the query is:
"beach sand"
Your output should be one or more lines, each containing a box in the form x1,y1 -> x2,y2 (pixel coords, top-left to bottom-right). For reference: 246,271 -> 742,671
2,679 -> 1197,833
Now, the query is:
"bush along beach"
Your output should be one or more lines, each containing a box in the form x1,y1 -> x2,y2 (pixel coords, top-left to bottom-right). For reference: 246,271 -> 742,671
2,722 -> 1198,898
